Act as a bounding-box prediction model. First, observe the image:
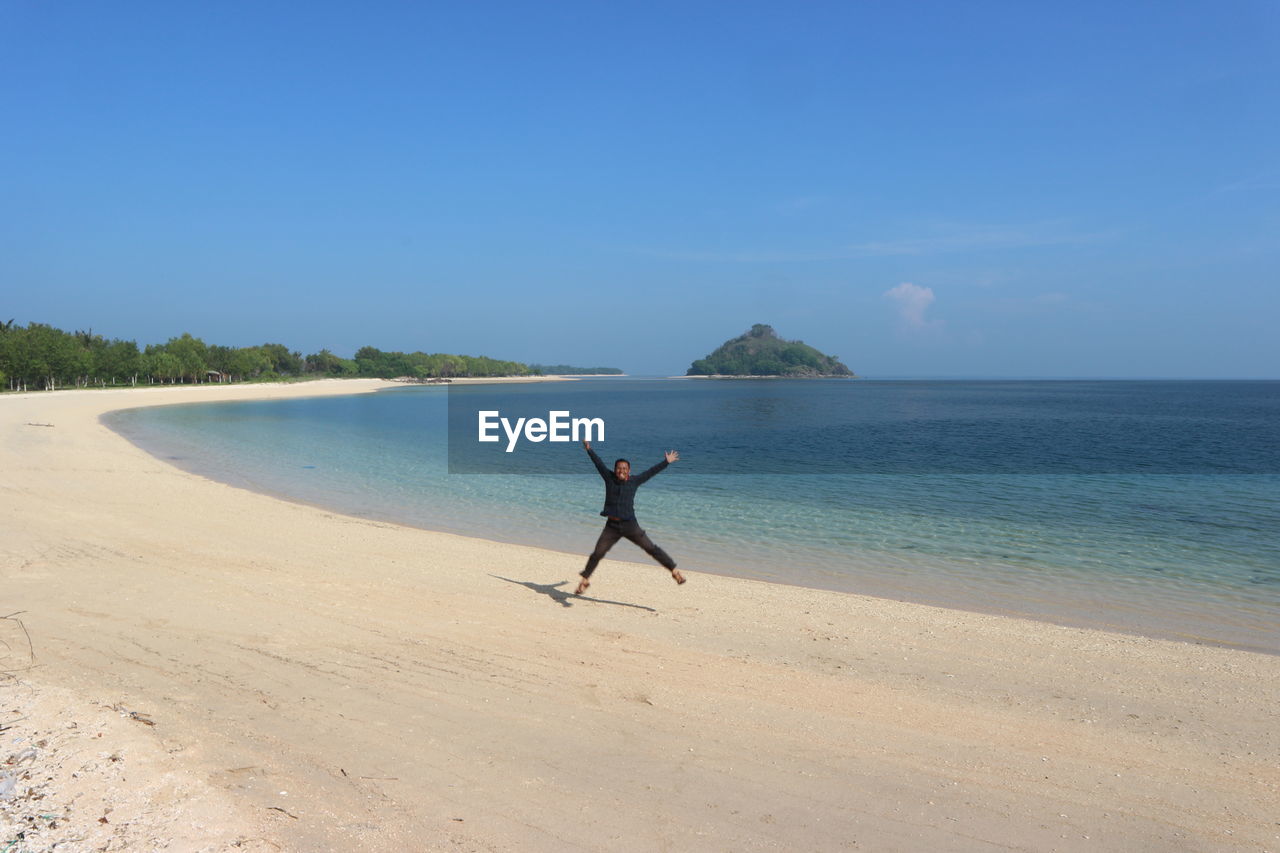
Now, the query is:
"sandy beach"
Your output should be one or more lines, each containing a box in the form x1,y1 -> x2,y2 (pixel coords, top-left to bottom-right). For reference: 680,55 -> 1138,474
1,380 -> 1277,852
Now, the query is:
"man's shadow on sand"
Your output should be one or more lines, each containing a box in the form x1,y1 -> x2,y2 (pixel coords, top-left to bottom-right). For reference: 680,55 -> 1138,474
490,575 -> 657,612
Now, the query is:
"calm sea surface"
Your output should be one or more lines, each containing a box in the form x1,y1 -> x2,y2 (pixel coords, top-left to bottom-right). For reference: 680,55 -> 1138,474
106,379 -> 1280,653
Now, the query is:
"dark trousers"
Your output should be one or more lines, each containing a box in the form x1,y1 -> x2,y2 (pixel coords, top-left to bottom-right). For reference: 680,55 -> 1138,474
582,518 -> 676,578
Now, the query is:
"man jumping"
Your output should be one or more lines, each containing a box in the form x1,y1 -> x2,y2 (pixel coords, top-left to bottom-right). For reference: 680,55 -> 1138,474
576,440 -> 685,595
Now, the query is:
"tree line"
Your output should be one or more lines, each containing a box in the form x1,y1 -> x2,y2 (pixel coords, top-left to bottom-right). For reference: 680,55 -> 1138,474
0,320 -> 540,391
528,364 -> 623,375
351,346 -> 534,380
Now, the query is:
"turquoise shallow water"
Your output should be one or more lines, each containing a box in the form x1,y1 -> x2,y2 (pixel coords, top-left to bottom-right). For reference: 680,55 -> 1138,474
106,379 -> 1280,653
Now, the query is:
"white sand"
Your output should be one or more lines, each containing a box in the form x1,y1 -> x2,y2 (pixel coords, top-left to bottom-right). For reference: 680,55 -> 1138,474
2,380 -> 1277,851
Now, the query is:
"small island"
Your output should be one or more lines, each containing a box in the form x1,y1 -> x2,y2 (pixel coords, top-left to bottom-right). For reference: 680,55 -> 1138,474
687,324 -> 854,377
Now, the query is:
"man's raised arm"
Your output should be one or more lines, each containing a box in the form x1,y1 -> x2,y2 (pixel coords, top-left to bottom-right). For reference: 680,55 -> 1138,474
632,449 -> 679,485
583,440 -> 611,479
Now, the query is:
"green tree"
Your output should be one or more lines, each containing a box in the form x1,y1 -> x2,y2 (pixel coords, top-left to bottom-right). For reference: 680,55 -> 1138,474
229,347 -> 272,381
100,340 -> 142,385
163,333 -> 210,383
26,323 -> 81,389
305,349 -> 354,375
0,324 -> 29,389
206,345 -> 236,376
258,343 -> 303,376
147,351 -> 182,384
72,329 -> 107,386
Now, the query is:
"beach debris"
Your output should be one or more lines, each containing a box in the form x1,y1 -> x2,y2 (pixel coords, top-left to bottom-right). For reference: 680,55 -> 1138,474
109,704 -> 155,726
5,748 -> 37,766
266,806 -> 298,819
0,772 -> 17,800
23,422 -> 54,428
0,612 -> 35,673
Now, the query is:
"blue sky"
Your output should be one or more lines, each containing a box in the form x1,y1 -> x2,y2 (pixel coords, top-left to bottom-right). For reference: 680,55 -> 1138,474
4,1 -> 1278,377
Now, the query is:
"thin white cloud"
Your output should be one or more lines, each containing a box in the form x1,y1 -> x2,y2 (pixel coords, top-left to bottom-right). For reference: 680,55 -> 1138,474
885,282 -> 936,329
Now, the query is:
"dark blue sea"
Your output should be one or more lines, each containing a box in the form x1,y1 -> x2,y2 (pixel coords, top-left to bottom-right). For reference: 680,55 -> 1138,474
106,379 -> 1280,653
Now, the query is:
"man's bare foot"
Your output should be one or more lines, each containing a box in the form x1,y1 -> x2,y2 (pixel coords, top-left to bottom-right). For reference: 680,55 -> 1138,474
575,577 -> 590,595
671,569 -> 686,585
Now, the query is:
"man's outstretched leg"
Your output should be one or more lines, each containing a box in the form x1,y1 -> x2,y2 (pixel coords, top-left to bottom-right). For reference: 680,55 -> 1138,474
621,522 -> 686,585
578,520 -> 623,595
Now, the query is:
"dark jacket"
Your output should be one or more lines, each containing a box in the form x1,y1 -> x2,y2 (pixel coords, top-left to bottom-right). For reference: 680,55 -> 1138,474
587,447 -> 668,521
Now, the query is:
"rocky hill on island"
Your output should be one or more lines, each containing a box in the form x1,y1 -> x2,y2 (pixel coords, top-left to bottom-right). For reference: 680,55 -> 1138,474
687,324 -> 854,377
